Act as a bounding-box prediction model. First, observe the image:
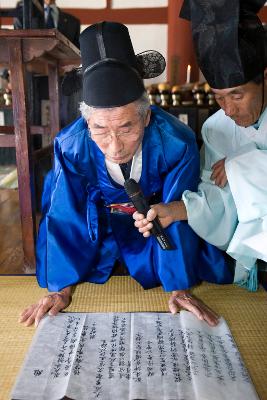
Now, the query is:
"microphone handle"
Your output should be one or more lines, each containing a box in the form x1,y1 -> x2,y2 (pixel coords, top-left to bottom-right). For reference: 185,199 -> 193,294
150,216 -> 175,250
131,194 -> 175,251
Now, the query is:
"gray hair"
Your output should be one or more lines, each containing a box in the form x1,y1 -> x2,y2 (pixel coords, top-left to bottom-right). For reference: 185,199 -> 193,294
79,91 -> 150,122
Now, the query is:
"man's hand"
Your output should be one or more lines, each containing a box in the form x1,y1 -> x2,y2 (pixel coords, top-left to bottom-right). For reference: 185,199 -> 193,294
133,201 -> 187,237
211,158 -> 228,188
169,290 -> 220,327
19,287 -> 73,327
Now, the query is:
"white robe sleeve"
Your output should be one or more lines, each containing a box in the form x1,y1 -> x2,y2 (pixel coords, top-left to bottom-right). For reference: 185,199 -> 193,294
225,146 -> 267,264
182,112 -> 238,250
225,146 -> 267,222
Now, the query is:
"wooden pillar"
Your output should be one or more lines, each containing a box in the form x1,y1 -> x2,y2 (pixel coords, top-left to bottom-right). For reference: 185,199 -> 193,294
259,6 -> 267,22
167,0 -> 198,85
8,38 -> 36,271
48,62 -> 60,138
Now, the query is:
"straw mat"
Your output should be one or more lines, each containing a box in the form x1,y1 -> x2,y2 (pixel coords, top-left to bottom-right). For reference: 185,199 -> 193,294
0,276 -> 266,400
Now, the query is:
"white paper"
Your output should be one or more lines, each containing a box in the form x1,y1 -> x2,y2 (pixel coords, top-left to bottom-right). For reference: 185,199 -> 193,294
11,311 -> 259,400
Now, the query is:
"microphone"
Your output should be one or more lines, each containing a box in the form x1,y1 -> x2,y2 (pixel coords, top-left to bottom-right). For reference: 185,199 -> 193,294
124,178 -> 175,250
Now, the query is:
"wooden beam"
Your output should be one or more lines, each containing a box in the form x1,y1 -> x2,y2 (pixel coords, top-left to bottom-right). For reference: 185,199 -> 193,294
30,125 -> 50,135
167,0 -> 198,85
0,126 -> 14,134
258,6 -> 267,22
0,135 -> 15,147
1,7 -> 168,26
48,62 -> 60,138
0,125 -> 50,135
2,5 -> 266,25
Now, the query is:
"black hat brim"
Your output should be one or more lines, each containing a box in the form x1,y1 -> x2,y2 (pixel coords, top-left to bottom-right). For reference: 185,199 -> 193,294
61,50 -> 166,98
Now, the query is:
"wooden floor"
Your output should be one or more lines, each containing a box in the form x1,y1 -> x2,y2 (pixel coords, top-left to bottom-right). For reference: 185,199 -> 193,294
0,189 -> 25,274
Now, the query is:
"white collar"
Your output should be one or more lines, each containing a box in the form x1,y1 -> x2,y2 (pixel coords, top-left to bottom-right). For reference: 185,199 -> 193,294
45,4 -> 57,10
105,144 -> 142,186
237,107 -> 267,148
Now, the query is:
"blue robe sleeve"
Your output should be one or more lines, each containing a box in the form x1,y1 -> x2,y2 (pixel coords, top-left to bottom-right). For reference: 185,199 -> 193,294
36,123 -> 118,292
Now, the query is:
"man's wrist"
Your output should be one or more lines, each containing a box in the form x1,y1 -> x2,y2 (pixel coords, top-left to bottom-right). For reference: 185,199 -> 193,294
169,201 -> 188,221
59,286 -> 75,297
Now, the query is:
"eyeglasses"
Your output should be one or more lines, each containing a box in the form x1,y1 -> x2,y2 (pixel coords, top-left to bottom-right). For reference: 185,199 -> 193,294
89,121 -> 143,145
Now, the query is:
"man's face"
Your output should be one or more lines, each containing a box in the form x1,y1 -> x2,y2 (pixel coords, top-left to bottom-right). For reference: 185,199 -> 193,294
212,77 -> 266,127
88,102 -> 151,164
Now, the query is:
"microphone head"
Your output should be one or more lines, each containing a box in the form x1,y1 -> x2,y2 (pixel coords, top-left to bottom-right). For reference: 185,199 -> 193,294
124,178 -> 141,198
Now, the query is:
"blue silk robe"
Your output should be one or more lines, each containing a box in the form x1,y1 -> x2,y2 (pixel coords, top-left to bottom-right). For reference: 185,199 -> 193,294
36,107 -> 232,292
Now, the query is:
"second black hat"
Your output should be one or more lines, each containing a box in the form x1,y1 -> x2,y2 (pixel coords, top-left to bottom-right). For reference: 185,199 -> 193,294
180,0 -> 266,89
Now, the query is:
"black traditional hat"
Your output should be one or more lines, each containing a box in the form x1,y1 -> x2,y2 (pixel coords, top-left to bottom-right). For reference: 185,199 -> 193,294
62,21 -> 165,107
180,0 -> 266,89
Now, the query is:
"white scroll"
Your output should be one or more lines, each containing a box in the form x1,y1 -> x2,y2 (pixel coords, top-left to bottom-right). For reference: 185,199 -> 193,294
11,311 -> 259,400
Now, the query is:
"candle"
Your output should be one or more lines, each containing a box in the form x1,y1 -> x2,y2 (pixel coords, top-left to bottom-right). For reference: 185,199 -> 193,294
186,64 -> 191,84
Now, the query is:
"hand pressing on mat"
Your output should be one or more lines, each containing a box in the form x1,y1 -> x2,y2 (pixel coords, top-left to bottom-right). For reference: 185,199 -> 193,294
18,286 -> 73,327
168,290 -> 220,327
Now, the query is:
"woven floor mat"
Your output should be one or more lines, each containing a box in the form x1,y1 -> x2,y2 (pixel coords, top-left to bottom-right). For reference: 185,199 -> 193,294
0,276 -> 266,399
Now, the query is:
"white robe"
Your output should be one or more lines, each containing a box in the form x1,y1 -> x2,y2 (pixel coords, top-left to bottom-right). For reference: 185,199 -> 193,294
182,108 -> 267,286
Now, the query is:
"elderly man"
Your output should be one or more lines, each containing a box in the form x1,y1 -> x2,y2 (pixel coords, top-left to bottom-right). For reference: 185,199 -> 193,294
134,0 -> 267,291
19,22 -> 232,328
